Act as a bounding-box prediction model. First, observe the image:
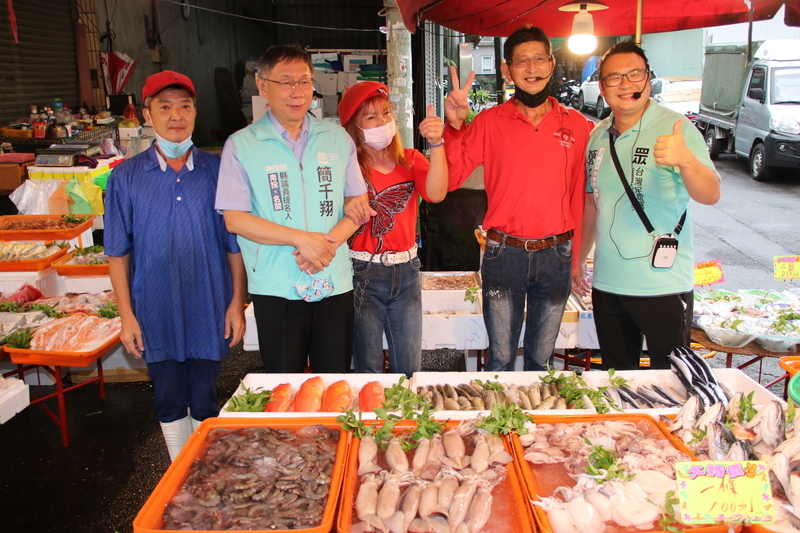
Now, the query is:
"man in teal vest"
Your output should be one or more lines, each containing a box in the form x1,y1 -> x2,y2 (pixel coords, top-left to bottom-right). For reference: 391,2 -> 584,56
216,45 -> 372,373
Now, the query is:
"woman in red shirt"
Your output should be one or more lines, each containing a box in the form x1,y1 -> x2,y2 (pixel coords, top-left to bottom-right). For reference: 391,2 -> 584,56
338,82 -> 448,376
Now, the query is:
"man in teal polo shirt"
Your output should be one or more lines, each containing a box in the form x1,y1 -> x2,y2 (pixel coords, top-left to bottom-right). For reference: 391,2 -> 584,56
574,41 -> 721,370
216,44 -> 372,373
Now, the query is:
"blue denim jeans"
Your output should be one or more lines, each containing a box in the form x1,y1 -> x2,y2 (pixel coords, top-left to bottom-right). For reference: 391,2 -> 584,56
352,256 -> 422,376
481,237 -> 573,371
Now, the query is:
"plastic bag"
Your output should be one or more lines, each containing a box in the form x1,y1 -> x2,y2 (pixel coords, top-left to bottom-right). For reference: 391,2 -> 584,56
49,184 -> 71,214
79,181 -> 104,214
9,179 -> 62,214
63,180 -> 93,214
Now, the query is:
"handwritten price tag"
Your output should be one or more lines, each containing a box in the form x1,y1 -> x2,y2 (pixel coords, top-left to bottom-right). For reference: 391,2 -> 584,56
676,461 -> 774,523
694,260 -> 725,287
774,256 -> 800,281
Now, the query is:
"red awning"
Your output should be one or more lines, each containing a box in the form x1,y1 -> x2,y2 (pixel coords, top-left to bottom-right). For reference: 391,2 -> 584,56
396,0 -> 799,37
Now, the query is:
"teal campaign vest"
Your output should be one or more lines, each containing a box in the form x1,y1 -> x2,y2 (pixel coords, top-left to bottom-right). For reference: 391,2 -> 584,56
231,114 -> 353,299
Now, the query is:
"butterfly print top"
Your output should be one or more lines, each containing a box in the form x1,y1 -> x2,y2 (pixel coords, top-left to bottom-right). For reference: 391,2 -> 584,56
348,149 -> 431,255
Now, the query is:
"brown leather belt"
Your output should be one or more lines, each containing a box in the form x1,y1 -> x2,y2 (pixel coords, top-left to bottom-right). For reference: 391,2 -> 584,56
486,229 -> 574,251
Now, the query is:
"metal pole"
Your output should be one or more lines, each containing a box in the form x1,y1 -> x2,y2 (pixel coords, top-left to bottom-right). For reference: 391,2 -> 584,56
383,0 -> 414,149
494,37 -> 505,103
635,0 -> 643,46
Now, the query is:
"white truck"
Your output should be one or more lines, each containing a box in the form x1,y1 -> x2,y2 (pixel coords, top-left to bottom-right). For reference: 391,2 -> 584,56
696,40 -> 800,181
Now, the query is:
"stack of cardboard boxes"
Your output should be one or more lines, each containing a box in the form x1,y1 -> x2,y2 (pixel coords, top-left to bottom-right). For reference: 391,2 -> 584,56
241,53 -> 378,124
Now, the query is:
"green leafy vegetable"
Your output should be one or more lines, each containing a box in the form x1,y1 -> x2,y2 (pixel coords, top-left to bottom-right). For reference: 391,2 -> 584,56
380,377 -> 432,416
73,245 -> 105,256
773,309 -> 800,333
689,428 -> 707,445
226,381 -> 273,412
26,303 -> 68,318
476,401 -> 532,435
6,328 -> 34,349
473,377 -> 504,392
583,437 -> 631,483
464,287 -> 479,303
63,215 -> 90,225
97,301 -> 119,318
0,301 -> 24,313
656,490 -> 683,533
738,391 -> 757,424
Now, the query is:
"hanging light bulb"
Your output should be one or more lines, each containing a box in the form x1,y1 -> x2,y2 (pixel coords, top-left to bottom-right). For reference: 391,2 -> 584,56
559,1 -> 608,55
568,7 -> 597,54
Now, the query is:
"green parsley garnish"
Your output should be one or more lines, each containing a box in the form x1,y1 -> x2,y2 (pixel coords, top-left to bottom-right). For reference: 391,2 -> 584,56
476,401 -> 532,435
6,328 -> 34,349
584,437 -> 631,483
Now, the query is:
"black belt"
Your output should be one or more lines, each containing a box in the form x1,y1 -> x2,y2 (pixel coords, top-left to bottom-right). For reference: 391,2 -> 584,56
486,229 -> 574,251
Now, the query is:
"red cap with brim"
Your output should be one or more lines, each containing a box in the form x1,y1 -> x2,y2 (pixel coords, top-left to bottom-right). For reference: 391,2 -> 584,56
338,81 -> 389,127
142,71 -> 197,101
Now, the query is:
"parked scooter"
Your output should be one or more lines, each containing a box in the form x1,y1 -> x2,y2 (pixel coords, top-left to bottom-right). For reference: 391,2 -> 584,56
556,78 -> 580,105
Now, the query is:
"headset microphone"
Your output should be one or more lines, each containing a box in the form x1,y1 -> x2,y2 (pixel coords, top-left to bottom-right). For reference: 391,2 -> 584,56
632,91 -> 642,100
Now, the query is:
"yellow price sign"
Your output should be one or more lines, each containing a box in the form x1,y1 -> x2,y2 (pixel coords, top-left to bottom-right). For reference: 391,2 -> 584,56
676,461 -> 774,523
694,259 -> 725,287
774,256 -> 800,280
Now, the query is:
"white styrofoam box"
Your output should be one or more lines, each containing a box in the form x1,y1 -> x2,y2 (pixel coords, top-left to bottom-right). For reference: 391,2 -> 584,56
322,95 -> 339,118
581,368 -> 785,416
343,55 -> 373,72
220,372 -> 409,418
251,95 -> 270,123
421,271 -> 481,314
63,276 -> 113,294
338,72 -> 361,93
578,310 -> 600,349
243,302 -> 257,351
410,371 -> 599,419
118,126 -> 142,140
315,71 -> 339,96
311,52 -> 339,66
0,268 -> 64,298
0,378 -> 29,424
0,361 -> 67,386
69,343 -> 148,383
421,314 -> 488,351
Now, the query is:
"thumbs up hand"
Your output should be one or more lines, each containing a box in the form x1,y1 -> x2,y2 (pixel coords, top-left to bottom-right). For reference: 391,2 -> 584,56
654,120 -> 692,167
418,104 -> 445,147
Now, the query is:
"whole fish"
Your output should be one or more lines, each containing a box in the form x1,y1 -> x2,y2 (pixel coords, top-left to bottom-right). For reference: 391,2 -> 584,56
292,376 -> 325,412
265,383 -> 292,412
359,381 -> 386,412
321,379 -> 353,412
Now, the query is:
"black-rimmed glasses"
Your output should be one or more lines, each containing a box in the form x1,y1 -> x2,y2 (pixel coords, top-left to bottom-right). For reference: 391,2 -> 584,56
601,69 -> 649,87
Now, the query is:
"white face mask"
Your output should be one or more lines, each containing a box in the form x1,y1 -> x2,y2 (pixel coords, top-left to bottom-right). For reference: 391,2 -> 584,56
360,120 -> 396,150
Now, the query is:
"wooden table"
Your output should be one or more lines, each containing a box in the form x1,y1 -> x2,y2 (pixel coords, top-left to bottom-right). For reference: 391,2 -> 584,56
4,337 -> 121,447
691,328 -> 792,392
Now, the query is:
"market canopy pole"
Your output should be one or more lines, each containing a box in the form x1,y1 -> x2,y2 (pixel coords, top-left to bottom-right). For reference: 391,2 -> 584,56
382,0 -> 415,149
635,0 -> 643,45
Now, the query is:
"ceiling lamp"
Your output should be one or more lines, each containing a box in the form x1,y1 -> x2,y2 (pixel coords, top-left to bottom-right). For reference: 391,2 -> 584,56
559,1 -> 609,55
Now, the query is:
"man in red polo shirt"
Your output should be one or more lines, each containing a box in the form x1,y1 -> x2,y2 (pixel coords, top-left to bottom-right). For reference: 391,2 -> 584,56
443,26 -> 590,371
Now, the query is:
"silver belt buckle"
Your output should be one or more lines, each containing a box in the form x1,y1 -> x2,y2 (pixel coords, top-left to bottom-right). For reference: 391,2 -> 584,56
380,251 -> 393,267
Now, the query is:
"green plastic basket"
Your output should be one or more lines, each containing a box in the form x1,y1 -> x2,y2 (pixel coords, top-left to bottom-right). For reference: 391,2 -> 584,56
789,373 -> 800,407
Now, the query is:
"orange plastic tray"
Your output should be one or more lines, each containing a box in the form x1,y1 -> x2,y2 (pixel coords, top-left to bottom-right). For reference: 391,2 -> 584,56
337,419 -> 537,533
0,215 -> 95,242
512,413 -> 735,533
51,251 -> 109,276
134,417 -> 350,533
779,356 -> 800,378
5,332 -> 121,367
0,246 -> 68,272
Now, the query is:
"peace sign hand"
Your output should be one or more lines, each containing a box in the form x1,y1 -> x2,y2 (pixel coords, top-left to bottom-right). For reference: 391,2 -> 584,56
444,64 -> 475,130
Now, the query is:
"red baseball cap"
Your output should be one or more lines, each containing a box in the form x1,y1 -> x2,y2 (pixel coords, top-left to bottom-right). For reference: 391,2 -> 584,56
338,81 -> 389,126
142,71 -> 197,101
